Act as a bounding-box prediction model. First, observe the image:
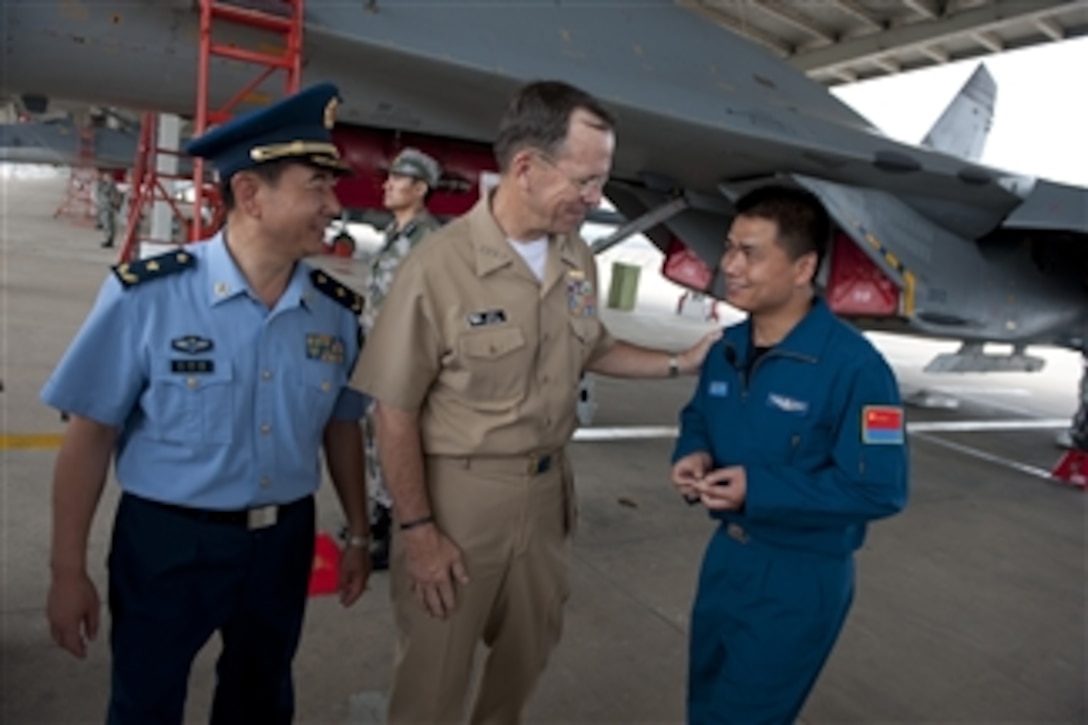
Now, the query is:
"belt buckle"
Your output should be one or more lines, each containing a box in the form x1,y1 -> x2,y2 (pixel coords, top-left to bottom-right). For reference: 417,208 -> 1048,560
247,505 -> 278,530
726,522 -> 749,544
527,454 -> 551,475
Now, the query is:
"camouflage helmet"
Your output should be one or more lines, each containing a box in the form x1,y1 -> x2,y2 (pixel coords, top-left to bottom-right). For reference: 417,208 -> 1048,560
388,147 -> 441,188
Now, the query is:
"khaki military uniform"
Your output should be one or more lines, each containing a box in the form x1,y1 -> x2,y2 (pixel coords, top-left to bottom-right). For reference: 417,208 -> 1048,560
363,210 -> 440,507
352,194 -> 614,724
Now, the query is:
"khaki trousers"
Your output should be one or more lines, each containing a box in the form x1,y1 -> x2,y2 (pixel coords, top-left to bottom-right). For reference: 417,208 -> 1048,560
386,454 -> 572,725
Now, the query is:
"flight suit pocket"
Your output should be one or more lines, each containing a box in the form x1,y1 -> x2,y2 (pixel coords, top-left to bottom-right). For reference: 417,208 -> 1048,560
787,422 -> 835,468
148,359 -> 233,445
456,326 -> 528,401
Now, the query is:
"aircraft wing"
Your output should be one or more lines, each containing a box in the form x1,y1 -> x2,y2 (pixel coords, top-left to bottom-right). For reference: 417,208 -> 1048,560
1001,180 -> 1088,235
3,0 -> 1039,230
0,118 -> 138,169
296,2 -> 1037,222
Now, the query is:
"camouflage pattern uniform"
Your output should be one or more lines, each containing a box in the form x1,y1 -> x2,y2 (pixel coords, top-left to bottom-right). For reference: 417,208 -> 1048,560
97,175 -> 122,247
363,210 -> 441,506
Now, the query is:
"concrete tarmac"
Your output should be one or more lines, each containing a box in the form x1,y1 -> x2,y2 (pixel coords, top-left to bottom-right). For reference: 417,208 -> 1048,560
1,173 -> 1084,723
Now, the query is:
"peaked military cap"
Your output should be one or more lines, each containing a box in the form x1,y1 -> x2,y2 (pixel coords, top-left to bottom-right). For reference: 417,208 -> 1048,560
186,83 -> 351,179
389,147 -> 441,188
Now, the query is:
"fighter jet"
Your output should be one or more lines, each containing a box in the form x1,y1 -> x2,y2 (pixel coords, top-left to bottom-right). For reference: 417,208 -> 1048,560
3,0 -> 1086,442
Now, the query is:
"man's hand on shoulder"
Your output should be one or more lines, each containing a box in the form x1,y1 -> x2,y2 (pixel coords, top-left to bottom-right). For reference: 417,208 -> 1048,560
678,329 -> 724,375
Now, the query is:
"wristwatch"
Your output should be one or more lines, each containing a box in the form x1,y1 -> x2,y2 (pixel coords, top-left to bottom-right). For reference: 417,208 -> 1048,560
668,354 -> 680,378
346,533 -> 371,548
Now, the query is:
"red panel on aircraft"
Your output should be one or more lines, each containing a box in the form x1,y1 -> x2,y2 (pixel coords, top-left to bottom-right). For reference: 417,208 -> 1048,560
662,236 -> 714,292
825,232 -> 899,317
332,125 -> 496,217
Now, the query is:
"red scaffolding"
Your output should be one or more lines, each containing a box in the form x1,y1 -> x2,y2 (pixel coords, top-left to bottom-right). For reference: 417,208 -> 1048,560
53,125 -> 98,226
118,0 -> 305,261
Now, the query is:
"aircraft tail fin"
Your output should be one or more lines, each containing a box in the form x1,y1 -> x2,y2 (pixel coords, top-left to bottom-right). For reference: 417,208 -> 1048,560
920,64 -> 996,162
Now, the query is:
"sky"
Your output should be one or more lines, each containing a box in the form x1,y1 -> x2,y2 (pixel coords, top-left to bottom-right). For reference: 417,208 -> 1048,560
831,36 -> 1088,187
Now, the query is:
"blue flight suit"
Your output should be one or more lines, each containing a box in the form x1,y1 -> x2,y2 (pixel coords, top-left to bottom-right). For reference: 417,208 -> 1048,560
672,296 -> 909,724
41,234 -> 364,723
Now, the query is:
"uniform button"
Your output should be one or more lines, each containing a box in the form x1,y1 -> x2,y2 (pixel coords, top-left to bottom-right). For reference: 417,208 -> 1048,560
542,333 -> 550,342
541,375 -> 550,384
320,381 -> 331,392
186,377 -> 197,389
260,477 -> 270,488
261,370 -> 272,381
260,423 -> 271,435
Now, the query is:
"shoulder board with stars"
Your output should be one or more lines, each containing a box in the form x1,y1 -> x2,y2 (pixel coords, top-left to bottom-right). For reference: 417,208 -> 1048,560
112,250 -> 196,288
309,269 -> 364,315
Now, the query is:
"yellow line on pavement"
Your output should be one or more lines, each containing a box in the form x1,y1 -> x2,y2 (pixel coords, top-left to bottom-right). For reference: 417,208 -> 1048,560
0,433 -> 64,450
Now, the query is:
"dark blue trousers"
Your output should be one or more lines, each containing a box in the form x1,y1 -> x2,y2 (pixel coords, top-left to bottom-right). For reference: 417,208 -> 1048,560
687,525 -> 854,725
106,493 -> 315,725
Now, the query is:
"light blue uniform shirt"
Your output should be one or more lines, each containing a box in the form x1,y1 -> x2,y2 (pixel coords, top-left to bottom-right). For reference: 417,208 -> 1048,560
41,233 -> 364,509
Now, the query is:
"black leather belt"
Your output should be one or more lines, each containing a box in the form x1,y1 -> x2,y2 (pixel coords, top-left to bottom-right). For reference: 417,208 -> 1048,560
528,454 -> 553,475
439,452 -> 557,477
136,494 -> 310,530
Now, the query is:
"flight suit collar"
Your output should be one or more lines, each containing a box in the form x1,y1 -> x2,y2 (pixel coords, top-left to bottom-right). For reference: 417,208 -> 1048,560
205,231 -> 311,312
723,296 -> 836,365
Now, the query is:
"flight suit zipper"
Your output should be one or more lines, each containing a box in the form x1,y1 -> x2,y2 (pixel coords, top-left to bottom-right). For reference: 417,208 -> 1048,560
739,349 -> 817,399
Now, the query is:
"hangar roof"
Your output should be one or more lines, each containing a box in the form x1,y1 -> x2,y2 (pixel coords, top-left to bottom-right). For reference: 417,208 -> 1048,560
681,0 -> 1088,85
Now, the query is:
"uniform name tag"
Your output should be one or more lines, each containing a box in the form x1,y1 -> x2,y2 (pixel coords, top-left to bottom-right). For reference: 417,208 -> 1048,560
862,405 -> 905,444
170,359 -> 215,374
467,309 -> 506,327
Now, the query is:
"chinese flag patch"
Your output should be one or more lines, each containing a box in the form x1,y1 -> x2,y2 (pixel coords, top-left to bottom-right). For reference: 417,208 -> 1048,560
862,405 -> 905,445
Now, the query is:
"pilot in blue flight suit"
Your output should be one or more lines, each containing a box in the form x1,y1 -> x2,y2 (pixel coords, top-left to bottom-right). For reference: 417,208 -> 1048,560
41,83 -> 372,724
671,185 -> 909,724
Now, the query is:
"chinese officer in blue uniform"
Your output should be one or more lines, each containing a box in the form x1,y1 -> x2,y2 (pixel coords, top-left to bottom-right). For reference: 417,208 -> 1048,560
671,185 -> 909,724
41,82 -> 372,724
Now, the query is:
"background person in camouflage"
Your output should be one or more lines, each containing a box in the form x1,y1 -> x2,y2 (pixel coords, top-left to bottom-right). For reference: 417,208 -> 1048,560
96,170 -> 123,248
364,147 -> 442,570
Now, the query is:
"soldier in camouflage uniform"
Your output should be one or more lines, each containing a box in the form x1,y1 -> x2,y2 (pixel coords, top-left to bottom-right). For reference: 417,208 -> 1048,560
96,170 -> 123,248
364,147 -> 442,570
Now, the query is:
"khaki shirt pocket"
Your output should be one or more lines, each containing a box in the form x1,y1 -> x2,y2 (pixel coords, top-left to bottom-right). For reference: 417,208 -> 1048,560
568,317 -> 602,373
456,326 -> 529,401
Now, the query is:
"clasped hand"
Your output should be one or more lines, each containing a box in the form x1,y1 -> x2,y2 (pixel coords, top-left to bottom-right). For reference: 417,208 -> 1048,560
670,452 -> 747,511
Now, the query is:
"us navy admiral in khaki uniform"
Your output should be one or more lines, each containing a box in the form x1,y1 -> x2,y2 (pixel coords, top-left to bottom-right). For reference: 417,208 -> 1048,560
354,80 -> 720,724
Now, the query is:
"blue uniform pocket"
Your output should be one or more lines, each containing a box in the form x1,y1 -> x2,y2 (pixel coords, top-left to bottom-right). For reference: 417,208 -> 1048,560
146,358 -> 233,445
300,362 -> 343,436
788,422 -> 835,469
